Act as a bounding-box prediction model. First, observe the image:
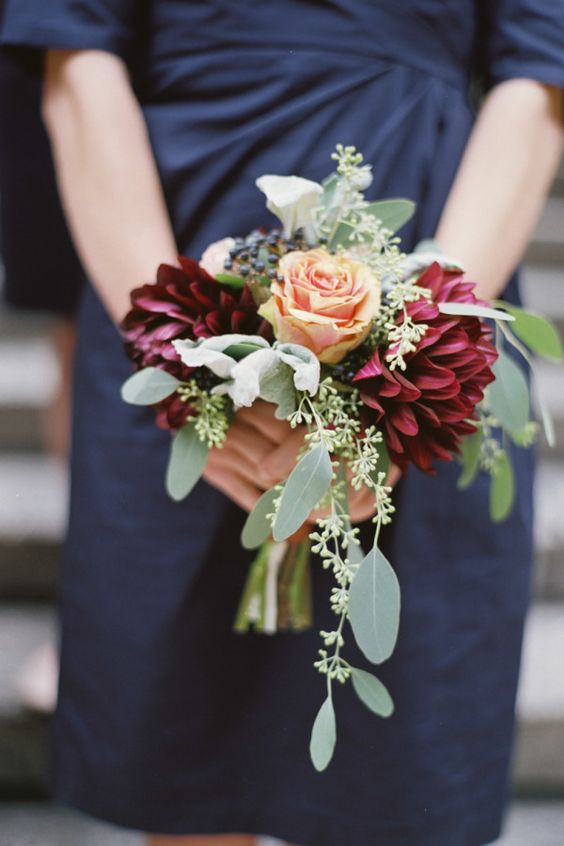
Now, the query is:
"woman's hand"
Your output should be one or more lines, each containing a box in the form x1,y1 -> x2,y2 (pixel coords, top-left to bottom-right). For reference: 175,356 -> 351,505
204,400 -> 401,522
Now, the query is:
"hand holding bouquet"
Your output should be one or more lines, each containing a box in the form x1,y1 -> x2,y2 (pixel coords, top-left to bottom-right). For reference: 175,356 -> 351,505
120,145 -> 562,770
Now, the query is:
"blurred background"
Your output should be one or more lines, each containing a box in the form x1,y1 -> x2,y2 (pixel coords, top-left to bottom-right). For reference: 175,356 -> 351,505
0,163 -> 562,843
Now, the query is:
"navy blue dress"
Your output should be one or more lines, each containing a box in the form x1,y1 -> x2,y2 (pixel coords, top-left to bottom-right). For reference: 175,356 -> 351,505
2,2 -> 563,844
0,0 -> 83,315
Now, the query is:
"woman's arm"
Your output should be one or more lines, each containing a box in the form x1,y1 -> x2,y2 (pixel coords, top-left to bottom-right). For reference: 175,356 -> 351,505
43,49 -> 275,512
435,78 -> 564,299
42,50 -> 178,323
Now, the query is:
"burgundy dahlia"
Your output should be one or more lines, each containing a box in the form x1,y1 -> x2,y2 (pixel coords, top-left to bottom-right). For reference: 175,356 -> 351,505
120,256 -> 273,429
353,263 -> 497,473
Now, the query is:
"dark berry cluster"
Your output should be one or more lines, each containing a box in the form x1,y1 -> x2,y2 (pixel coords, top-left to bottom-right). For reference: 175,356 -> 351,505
331,345 -> 371,384
191,369 -> 222,393
223,228 -> 323,285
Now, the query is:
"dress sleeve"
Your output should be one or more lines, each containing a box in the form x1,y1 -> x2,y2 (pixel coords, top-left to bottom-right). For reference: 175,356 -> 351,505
0,0 -> 141,62
481,0 -> 564,89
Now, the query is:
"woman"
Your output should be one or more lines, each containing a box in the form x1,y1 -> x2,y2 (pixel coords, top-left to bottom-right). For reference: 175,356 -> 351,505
1,2 -> 563,845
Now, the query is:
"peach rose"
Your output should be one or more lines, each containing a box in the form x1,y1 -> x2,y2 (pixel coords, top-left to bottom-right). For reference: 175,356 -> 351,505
259,248 -> 380,364
199,237 -> 236,277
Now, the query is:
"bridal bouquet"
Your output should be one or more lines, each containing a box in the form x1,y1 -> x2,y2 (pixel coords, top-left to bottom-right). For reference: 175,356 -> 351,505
120,145 -> 561,770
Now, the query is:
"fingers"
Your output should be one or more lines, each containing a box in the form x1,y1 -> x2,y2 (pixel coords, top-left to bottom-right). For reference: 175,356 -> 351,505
236,401 -> 292,444
387,463 -> 402,488
206,443 -> 266,489
224,419 -> 276,466
258,426 -> 306,488
203,452 -> 264,513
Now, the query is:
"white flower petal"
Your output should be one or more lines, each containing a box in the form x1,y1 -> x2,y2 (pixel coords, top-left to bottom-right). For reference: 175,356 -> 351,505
256,174 -> 323,237
228,348 -> 280,407
274,342 -> 321,396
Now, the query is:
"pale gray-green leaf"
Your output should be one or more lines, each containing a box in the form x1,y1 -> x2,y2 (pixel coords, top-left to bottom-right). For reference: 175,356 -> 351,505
457,427 -> 482,490
351,668 -> 394,718
259,361 -> 297,419
348,545 -> 400,665
487,351 -> 530,434
330,199 -> 415,248
241,486 -> 279,549
496,304 -> 563,361
489,451 -> 515,523
165,423 -> 209,502
121,367 -> 181,405
497,322 -> 556,447
272,444 -> 333,541
364,199 -> 415,233
309,697 -> 336,772
438,302 -> 514,321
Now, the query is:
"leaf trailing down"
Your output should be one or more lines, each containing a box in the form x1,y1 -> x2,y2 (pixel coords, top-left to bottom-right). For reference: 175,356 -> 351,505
351,668 -> 394,718
494,302 -> 563,361
165,423 -> 209,502
457,427 -> 482,490
348,545 -> 400,665
310,697 -> 337,772
487,350 -> 530,435
489,451 -> 515,523
241,486 -> 279,550
273,444 -> 333,541
121,367 -> 181,405
438,302 -> 514,321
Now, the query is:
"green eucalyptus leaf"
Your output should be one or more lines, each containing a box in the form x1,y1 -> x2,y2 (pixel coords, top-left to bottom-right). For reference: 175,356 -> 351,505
495,303 -> 563,361
496,321 -> 556,447
487,351 -> 530,435
272,444 -> 333,541
330,199 -> 415,248
457,427 -> 482,490
222,342 -> 265,360
489,451 -> 515,523
165,423 -> 209,502
365,199 -> 415,233
348,545 -> 401,665
309,697 -> 336,772
241,486 -> 279,549
121,367 -> 181,405
351,668 -> 394,718
215,273 -> 246,288
438,302 -> 514,321
321,173 -> 339,209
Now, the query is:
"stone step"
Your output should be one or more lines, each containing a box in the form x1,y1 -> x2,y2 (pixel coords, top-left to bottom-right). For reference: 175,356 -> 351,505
525,196 -> 564,267
0,455 -> 68,543
0,304 -> 53,342
533,463 -> 564,602
513,604 -> 564,795
0,802 -> 560,846
0,603 -> 562,798
0,607 -> 55,796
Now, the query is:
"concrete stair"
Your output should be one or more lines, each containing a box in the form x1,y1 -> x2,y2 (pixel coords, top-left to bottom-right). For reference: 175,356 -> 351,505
0,802 -> 562,845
